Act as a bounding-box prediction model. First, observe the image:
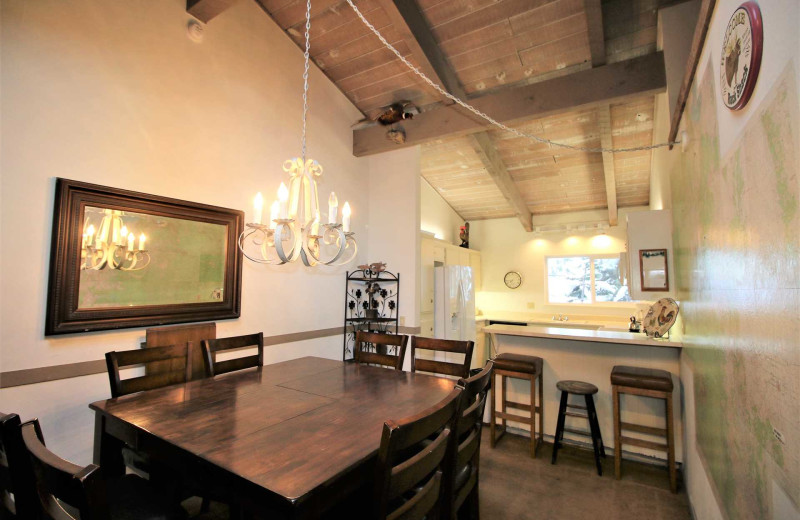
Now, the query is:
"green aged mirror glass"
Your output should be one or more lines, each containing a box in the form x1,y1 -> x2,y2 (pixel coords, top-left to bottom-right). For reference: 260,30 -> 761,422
46,179 -> 243,335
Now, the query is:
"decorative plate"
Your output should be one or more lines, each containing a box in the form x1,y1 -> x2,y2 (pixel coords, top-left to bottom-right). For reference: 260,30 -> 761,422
504,271 -> 522,289
719,1 -> 763,110
643,298 -> 679,338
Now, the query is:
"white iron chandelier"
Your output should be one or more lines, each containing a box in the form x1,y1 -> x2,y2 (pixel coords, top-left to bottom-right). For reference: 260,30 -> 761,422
238,0 -> 356,267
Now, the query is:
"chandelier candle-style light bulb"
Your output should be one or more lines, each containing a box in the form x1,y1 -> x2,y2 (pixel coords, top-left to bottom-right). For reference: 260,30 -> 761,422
237,0 -> 356,267
127,233 -> 135,250
342,202 -> 351,232
138,233 -> 146,250
328,192 -> 338,224
278,183 -> 289,219
269,201 -> 279,229
312,211 -> 320,236
86,225 -> 95,247
253,192 -> 264,224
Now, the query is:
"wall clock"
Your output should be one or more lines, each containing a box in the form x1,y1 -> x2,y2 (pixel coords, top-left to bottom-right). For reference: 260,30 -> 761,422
504,271 -> 522,289
720,1 -> 763,110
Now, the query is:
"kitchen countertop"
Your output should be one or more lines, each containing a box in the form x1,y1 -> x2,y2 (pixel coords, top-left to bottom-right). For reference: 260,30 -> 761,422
481,323 -> 682,349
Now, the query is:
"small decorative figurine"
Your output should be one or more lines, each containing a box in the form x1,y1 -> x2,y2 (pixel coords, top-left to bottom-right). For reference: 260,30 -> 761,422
459,222 -> 470,248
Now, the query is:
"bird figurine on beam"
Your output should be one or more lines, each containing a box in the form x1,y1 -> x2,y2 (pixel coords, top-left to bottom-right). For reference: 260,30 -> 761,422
351,101 -> 418,129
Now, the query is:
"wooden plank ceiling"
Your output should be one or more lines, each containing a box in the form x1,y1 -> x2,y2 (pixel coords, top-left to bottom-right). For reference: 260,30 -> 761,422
246,0 -> 672,227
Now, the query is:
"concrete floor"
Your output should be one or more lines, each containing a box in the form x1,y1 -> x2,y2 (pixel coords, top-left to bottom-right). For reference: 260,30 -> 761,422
185,427 -> 693,519
481,429 -> 693,520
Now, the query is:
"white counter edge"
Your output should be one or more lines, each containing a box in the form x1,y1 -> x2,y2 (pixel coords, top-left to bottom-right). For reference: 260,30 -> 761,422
481,324 -> 682,349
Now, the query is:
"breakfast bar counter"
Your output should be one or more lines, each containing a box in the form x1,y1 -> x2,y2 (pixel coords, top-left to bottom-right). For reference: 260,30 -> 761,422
480,323 -> 683,464
482,324 -> 682,351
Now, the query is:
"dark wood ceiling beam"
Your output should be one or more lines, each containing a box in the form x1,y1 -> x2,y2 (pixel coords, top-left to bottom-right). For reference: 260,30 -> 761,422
583,0 -> 606,66
353,52 -> 667,156
187,0 -> 238,23
597,104 -> 618,226
373,0 -> 533,230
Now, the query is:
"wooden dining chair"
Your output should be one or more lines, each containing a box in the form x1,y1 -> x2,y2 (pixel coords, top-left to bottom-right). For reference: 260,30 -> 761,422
104,345 -> 192,503
201,332 -> 264,377
373,386 -> 463,520
410,336 -> 475,379
20,418 -> 188,520
354,331 -> 409,370
0,413 -> 38,518
105,343 -> 192,398
444,361 -> 494,520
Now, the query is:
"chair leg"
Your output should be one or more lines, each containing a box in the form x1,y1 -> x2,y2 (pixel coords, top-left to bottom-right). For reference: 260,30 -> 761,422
551,391 -> 568,464
585,395 -> 603,476
538,372 -> 544,451
461,482 -> 479,520
666,393 -> 677,493
490,372 -> 497,448
613,386 -> 621,480
529,374 -> 536,458
501,373 -> 507,432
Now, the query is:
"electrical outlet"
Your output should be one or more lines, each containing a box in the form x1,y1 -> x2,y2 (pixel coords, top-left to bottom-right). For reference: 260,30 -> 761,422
773,428 -> 785,445
527,302 -> 536,309
399,316 -> 405,327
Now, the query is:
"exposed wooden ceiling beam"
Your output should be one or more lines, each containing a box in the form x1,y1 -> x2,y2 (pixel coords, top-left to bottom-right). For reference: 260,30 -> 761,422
187,0 -> 238,23
597,104 -> 618,226
469,133 -> 533,231
668,0 -> 716,148
583,0 -> 606,67
353,52 -> 667,157
378,0 -> 532,231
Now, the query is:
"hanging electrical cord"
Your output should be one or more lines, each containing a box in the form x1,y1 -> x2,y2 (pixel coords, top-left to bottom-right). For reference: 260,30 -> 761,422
344,0 -> 680,153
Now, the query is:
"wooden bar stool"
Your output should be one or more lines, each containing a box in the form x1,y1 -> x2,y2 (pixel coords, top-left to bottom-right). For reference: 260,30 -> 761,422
489,353 -> 543,458
551,380 -> 606,476
611,365 -> 677,492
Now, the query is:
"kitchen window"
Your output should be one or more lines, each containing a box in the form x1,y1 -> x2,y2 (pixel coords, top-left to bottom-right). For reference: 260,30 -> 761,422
546,255 -> 631,304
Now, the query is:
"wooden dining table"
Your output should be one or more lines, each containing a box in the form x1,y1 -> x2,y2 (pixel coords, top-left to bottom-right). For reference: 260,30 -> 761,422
89,356 -> 456,518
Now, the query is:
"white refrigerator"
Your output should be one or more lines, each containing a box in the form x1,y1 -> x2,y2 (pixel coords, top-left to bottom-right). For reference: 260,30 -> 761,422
433,265 -> 476,345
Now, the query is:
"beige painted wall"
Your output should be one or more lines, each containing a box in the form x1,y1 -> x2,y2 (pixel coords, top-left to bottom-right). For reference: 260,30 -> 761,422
368,147 -> 421,329
469,208 -> 650,319
0,0 -> 374,463
651,1 -> 800,518
420,178 -> 463,245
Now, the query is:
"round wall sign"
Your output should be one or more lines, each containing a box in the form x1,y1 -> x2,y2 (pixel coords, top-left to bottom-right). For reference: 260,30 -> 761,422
504,271 -> 522,289
720,1 -> 763,110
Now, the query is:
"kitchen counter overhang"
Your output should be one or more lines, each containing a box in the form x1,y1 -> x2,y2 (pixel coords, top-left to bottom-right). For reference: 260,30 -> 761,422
481,324 -> 682,349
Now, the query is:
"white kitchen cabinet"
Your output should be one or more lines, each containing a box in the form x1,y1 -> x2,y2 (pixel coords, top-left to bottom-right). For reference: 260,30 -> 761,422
626,209 -> 675,301
469,251 -> 482,291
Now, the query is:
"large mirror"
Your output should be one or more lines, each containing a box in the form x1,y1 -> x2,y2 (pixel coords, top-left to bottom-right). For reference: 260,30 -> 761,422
46,178 -> 243,335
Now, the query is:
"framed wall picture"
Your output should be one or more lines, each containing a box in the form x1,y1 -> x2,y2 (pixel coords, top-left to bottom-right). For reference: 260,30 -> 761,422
639,249 -> 669,292
45,178 -> 244,335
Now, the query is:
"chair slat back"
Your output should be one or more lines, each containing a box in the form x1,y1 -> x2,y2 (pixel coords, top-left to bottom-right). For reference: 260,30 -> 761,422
374,387 -> 462,520
354,332 -> 408,370
201,333 -> 263,377
105,344 -> 191,398
1,412 -> 39,518
445,361 -> 494,518
410,337 -> 474,379
21,419 -> 109,520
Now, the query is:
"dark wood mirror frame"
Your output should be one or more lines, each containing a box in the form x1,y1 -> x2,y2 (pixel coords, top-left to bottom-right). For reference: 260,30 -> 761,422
45,178 -> 244,336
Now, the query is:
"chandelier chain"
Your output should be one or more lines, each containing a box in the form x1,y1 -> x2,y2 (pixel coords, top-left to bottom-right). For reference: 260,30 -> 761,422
344,0 -> 679,153
301,0 -> 312,163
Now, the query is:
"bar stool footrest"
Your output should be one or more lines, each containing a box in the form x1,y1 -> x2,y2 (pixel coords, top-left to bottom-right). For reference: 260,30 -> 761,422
505,401 -> 535,412
620,435 -> 668,452
620,422 -> 667,437
495,410 -> 540,422
564,411 -> 589,419
563,427 -> 592,437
